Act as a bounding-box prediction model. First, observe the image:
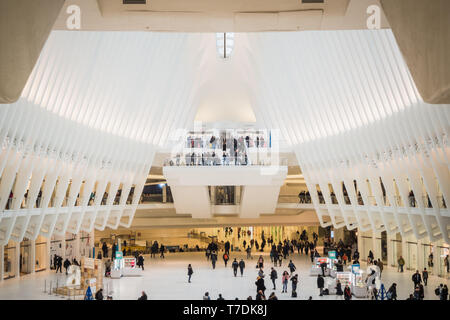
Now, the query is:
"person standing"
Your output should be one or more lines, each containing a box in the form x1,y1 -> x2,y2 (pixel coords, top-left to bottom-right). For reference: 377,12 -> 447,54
422,268 -> 429,286
231,258 -> 239,277
160,244 -> 165,258
397,256 -> 405,272
187,264 -> 193,283
238,259 -> 245,276
344,285 -> 352,300
257,256 -> 264,269
270,267 -> 278,290
63,258 -> 71,275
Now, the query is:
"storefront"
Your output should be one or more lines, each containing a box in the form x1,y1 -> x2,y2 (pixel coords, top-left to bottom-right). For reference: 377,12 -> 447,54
389,239 -> 402,267
406,241 -> 418,271
3,241 -> 16,279
437,246 -> 449,278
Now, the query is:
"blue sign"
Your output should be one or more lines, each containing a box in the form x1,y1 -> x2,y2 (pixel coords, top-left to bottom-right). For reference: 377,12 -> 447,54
351,264 -> 360,274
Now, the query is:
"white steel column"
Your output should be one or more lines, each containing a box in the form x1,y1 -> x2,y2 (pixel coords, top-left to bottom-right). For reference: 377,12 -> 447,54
74,233 -> 80,261
46,237 -> 51,270
0,245 -> 4,281
30,240 -> 36,274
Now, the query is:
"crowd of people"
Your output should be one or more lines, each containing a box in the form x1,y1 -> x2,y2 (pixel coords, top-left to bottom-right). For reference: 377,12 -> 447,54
165,133 -> 272,167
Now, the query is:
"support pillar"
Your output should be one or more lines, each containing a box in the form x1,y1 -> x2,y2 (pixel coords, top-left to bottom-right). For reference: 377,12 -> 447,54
46,237 -> 51,270
387,233 -> 394,268
15,242 -> 20,279
0,245 -> 4,282
30,240 -> 36,274
432,240 -> 440,276
74,232 -> 80,261
61,235 -> 66,260
357,230 -> 363,258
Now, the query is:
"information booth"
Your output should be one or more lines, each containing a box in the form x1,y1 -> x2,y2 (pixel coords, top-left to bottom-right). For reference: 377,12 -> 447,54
310,257 -> 331,276
351,264 -> 368,298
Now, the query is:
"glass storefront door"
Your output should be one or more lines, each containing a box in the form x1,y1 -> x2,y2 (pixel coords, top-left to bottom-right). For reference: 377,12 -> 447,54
3,241 -> 16,279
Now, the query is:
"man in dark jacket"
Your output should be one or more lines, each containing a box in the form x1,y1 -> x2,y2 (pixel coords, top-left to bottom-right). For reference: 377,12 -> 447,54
238,259 -> 245,276
412,270 -> 422,288
422,268 -> 429,286
56,256 -> 63,273
231,258 -> 239,277
63,258 -> 71,275
317,275 -> 325,296
270,267 -> 278,290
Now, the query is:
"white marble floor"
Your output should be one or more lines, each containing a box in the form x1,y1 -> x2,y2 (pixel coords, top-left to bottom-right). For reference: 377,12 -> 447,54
0,251 -> 448,300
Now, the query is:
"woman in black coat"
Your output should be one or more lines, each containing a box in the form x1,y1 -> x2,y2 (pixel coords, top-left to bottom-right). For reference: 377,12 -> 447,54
255,277 -> 266,294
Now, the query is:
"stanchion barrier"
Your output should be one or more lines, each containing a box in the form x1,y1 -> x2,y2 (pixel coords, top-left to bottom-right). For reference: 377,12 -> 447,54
48,281 -> 52,295
43,280 -> 47,293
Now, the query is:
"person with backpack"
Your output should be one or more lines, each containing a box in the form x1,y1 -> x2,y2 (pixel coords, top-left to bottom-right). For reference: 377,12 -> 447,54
231,258 -> 239,277
238,259 -> 245,276
270,267 -> 278,290
95,288 -> 104,300
440,284 -> 448,300
223,252 -> 229,267
290,274 -> 298,297
187,264 -> 193,283
282,271 -> 290,293
288,260 -> 296,275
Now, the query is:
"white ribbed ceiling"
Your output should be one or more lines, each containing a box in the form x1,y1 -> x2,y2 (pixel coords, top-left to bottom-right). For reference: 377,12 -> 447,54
17,29 -> 444,148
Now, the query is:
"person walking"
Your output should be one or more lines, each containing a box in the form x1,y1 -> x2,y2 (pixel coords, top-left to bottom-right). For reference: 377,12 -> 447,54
317,274 -> 325,296
238,259 -> 245,276
211,251 -> 218,269
56,256 -> 63,273
223,252 -> 230,267
290,274 -> 298,297
422,268 -> 429,286
255,276 -> 266,295
246,246 -> 252,259
187,264 -> 193,283
160,244 -> 165,258
270,267 -> 278,290
440,284 -> 448,300
231,258 -> 239,277
282,271 -> 290,293
412,270 -> 422,288
63,258 -> 71,275
288,260 -> 296,275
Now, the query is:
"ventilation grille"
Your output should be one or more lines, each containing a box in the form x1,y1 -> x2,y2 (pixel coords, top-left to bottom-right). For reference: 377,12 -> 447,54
123,0 -> 146,4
